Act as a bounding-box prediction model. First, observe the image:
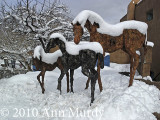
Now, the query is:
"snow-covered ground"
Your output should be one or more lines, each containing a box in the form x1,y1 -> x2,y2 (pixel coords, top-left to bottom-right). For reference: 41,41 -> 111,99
0,63 -> 160,120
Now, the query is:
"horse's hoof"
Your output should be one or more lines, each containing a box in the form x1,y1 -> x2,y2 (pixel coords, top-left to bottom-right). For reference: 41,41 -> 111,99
57,85 -> 61,91
42,89 -> 45,94
57,88 -> 61,92
67,89 -> 69,93
70,90 -> 74,93
128,84 -> 132,87
91,98 -> 94,104
85,86 -> 88,90
99,87 -> 103,92
90,101 -> 93,106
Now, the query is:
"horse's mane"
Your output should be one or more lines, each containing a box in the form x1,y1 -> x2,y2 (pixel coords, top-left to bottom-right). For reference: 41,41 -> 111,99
33,46 -> 62,64
73,10 -> 148,36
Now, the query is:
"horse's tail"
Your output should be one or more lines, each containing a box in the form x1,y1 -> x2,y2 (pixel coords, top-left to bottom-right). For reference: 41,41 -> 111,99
97,53 -> 104,69
143,32 -> 148,56
143,42 -> 147,56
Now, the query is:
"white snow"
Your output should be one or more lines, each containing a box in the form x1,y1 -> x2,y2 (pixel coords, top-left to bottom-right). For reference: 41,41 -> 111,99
50,33 -> 67,43
0,63 -> 160,120
136,50 -> 140,55
105,52 -> 110,56
50,33 -> 103,55
147,41 -> 154,47
66,42 -> 103,55
73,10 -> 148,36
33,46 -> 62,64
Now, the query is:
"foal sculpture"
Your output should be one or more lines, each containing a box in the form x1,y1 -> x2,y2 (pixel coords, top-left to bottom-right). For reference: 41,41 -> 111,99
72,10 -> 148,90
33,46 -> 69,93
46,33 -> 104,104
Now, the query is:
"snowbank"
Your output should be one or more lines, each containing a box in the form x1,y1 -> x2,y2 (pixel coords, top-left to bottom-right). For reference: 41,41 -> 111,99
73,10 -> 148,36
50,33 -> 103,55
33,46 -> 62,64
0,63 -> 160,120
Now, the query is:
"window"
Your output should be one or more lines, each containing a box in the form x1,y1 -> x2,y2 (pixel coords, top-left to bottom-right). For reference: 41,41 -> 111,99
146,9 -> 153,21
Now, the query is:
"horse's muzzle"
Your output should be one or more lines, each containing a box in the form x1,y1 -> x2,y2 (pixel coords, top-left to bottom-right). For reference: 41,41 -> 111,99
74,37 -> 80,44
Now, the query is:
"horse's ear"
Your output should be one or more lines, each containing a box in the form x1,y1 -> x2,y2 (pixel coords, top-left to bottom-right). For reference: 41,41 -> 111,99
40,56 -> 42,61
94,22 -> 100,28
76,22 -> 80,26
71,22 -> 73,26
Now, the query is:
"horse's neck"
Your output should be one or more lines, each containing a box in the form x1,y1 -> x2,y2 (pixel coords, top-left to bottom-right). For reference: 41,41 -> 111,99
85,20 -> 92,33
57,44 -> 66,54
84,20 -> 99,42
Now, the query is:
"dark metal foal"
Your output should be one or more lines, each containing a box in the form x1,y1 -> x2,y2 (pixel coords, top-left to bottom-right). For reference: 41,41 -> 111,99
46,37 -> 104,104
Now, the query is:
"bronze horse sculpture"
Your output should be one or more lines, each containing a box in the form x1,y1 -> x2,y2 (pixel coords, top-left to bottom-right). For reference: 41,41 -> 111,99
46,33 -> 104,104
33,46 -> 69,93
72,10 -> 148,91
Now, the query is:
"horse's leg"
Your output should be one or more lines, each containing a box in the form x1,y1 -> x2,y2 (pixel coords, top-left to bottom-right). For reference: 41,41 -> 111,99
90,68 -> 98,105
57,70 -> 65,94
97,58 -> 103,92
41,68 -> 46,93
37,72 -> 44,93
37,72 -> 42,85
129,53 -> 140,87
57,59 -> 69,93
85,78 -> 90,89
129,53 -> 134,75
66,72 -> 70,93
70,69 -> 74,93
129,55 -> 133,86
82,66 -> 91,89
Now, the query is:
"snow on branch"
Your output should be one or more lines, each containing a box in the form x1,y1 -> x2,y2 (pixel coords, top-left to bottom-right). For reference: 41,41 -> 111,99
1,0 -> 73,49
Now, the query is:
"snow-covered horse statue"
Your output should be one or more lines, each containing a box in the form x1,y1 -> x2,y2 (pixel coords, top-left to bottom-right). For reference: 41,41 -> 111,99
46,33 -> 104,104
33,46 -> 69,93
72,10 -> 148,90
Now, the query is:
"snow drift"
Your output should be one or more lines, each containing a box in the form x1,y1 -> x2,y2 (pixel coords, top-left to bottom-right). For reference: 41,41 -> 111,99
0,63 -> 160,120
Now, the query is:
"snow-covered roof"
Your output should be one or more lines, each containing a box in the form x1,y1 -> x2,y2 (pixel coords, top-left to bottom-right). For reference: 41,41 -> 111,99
49,33 -> 103,55
33,46 -> 62,64
73,10 -> 148,36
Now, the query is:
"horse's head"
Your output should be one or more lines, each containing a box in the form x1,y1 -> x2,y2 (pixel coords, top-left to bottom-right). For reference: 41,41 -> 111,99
46,39 -> 56,53
72,22 -> 83,44
46,38 -> 65,53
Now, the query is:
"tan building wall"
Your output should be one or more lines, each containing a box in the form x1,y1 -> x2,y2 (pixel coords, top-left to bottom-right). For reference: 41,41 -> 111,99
110,50 -> 130,64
